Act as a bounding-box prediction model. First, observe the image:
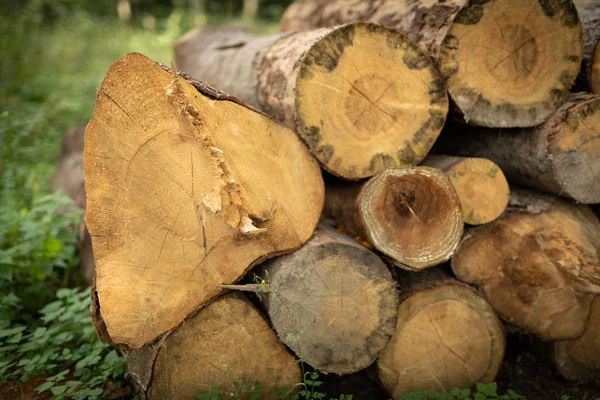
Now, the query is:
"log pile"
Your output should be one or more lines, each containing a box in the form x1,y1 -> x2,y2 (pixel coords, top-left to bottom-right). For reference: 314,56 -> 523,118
64,1 -> 600,398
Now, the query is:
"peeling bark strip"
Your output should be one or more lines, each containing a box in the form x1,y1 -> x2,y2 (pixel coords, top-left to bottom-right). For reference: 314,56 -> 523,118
175,23 -> 448,180
324,167 -> 463,270
553,295 -> 600,383
574,4 -> 600,93
228,221 -> 399,375
84,53 -> 324,349
280,0 -> 583,128
420,155 -> 509,225
451,188 -> 600,342
377,268 -> 505,397
433,93 -> 600,204
136,294 -> 301,400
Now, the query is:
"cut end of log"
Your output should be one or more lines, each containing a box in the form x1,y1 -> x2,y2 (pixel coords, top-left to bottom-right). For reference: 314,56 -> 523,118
553,296 -> 600,383
147,294 -> 301,399
439,0 -> 582,127
421,156 -> 510,225
377,282 -> 505,397
295,23 -> 448,179
84,52 -> 324,349
360,167 -> 463,270
548,95 -> 600,204
452,193 -> 600,341
263,222 -> 399,375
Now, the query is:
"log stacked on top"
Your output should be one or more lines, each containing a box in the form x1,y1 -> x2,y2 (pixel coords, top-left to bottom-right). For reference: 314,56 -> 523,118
69,1 -> 600,399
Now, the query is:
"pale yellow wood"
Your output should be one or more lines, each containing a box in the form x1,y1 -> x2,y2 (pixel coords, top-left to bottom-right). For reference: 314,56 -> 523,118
84,53 -> 324,349
149,294 -> 301,399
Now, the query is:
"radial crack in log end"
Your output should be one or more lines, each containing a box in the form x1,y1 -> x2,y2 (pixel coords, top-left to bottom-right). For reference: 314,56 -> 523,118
377,277 -> 505,397
84,52 -> 324,349
451,189 -> 600,341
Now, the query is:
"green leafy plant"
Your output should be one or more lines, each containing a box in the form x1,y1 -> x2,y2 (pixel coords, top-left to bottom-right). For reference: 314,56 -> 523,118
400,383 -> 525,400
197,380 -> 264,400
0,287 -> 127,399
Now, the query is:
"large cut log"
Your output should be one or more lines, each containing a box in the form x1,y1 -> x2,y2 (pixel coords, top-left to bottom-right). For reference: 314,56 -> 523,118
127,293 -> 301,400
420,155 -> 509,225
433,93 -> 600,204
279,0 -> 583,128
576,4 -> 600,93
175,23 -> 448,179
84,53 -> 324,349
325,167 -> 463,270
553,295 -> 600,383
222,221 -> 399,375
452,189 -> 600,341
377,269 -> 505,398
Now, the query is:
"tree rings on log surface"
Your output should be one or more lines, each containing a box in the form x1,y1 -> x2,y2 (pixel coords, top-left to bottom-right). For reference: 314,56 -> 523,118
277,23 -> 448,179
145,294 -> 301,400
377,279 -> 505,398
452,190 -> 600,341
438,0 -> 582,127
84,53 -> 324,349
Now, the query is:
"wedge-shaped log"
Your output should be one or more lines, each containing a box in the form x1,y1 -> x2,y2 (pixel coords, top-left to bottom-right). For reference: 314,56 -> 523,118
84,53 -> 324,349
127,294 -> 301,399
553,296 -> 600,383
175,23 -> 448,179
377,269 -> 505,398
434,93 -> 600,204
280,0 -> 583,128
452,189 -> 600,341
223,221 -> 399,375
325,167 -> 463,270
420,155 -> 509,225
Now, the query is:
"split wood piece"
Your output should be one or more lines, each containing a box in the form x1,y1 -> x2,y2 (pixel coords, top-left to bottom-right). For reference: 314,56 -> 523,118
553,296 -> 600,382
51,124 -> 86,209
377,268 -> 505,398
420,155 -> 509,225
222,221 -> 399,375
433,93 -> 600,204
84,52 -> 324,349
280,0 -> 583,128
128,293 -> 301,400
324,167 -> 463,270
175,23 -> 448,179
575,4 -> 600,93
452,188 -> 600,341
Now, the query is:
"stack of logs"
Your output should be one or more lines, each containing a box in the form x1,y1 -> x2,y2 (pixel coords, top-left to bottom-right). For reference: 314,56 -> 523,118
52,0 -> 600,398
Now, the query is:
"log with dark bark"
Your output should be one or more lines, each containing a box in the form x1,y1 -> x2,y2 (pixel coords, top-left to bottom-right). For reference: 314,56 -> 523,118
324,167 -> 463,270
420,155 -> 509,225
279,0 -> 583,128
221,221 -> 399,375
377,268 -> 505,398
452,188 -> 600,342
84,53 -> 324,349
553,295 -> 600,383
575,4 -> 600,93
128,293 -> 301,400
433,93 -> 600,204
175,23 -> 448,179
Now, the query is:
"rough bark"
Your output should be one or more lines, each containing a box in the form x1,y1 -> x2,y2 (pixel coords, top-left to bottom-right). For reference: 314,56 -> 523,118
84,53 -> 324,349
280,0 -> 583,128
324,167 -> 463,270
377,268 -> 505,398
222,221 -> 399,375
175,23 -> 448,179
452,188 -> 600,342
575,4 -> 600,93
553,295 -> 600,382
420,155 -> 509,225
127,293 -> 301,400
433,93 -> 600,204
